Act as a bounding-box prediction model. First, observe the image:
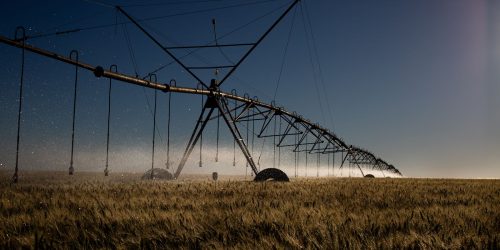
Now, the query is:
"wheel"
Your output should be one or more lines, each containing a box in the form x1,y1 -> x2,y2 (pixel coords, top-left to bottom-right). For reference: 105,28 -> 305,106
254,168 -> 289,182
142,168 -> 174,180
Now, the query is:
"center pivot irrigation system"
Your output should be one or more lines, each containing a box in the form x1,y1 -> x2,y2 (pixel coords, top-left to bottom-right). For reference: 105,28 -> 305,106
2,0 -> 402,182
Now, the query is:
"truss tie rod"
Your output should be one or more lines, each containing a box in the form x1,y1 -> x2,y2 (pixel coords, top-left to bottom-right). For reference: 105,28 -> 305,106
186,65 -> 234,70
165,43 -> 255,49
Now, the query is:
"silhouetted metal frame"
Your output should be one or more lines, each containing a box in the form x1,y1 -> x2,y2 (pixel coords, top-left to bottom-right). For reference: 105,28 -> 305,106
0,33 -> 402,178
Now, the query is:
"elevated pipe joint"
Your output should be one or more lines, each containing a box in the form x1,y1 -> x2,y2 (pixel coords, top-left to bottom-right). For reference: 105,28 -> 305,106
94,66 -> 104,77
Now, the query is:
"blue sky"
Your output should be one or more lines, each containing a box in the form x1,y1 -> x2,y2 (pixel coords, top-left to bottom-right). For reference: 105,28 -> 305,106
0,0 -> 499,178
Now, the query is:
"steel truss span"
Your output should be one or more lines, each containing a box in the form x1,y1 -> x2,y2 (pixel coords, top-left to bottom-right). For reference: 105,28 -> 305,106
0,34 -> 402,181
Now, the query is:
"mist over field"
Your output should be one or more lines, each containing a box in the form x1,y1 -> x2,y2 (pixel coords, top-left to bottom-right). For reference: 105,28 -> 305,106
0,144 -> 400,178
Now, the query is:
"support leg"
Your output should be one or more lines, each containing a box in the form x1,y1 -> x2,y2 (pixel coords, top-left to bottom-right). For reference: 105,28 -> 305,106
355,163 -> 365,177
174,105 -> 215,179
216,97 -> 259,175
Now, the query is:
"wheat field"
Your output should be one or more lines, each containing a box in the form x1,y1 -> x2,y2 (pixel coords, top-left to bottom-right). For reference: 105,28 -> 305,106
0,171 -> 499,249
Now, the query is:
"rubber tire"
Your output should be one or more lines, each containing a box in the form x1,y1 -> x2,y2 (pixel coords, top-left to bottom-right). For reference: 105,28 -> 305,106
142,168 -> 174,180
254,168 -> 289,182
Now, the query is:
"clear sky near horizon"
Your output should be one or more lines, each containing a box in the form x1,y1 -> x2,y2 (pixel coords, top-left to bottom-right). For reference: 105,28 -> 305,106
0,0 -> 499,178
